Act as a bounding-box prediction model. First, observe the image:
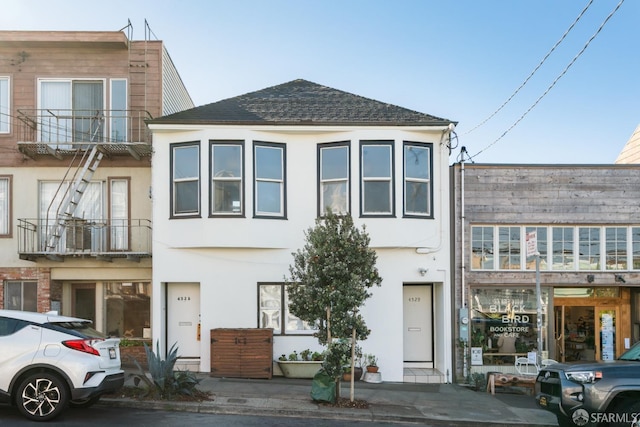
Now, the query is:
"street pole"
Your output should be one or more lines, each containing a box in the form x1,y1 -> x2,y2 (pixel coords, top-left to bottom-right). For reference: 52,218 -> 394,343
536,253 -> 542,366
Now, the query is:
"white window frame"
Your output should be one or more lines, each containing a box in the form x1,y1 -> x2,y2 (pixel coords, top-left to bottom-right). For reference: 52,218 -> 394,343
471,225 -> 640,272
109,78 -> 127,142
319,142 -> 349,215
211,141 -> 244,216
258,283 -> 315,335
254,142 -> 286,218
0,77 -> 9,134
360,141 -> 394,217
403,142 -> 432,217
0,176 -> 10,237
171,142 -> 200,217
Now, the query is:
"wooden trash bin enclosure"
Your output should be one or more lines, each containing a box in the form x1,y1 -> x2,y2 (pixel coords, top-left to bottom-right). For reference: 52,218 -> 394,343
210,328 -> 273,379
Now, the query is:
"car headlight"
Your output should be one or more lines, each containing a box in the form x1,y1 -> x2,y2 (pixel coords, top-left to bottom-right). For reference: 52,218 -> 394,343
565,371 -> 602,384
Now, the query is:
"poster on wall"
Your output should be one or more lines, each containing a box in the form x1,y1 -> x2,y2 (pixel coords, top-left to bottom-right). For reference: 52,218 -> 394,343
601,313 -> 614,361
471,347 -> 483,365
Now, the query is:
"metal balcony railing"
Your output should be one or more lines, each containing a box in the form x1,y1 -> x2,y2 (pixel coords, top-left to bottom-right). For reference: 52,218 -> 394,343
16,109 -> 153,159
17,218 -> 152,261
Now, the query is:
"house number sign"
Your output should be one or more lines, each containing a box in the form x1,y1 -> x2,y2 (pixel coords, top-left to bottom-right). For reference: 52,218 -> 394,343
176,296 -> 191,301
408,297 -> 421,302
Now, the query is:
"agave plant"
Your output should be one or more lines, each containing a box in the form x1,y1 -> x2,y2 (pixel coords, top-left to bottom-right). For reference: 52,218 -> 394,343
131,340 -> 201,399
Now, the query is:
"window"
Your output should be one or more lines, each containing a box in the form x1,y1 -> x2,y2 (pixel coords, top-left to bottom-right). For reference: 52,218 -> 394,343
404,142 -> 432,217
258,283 -> 314,335
39,79 -> 105,148
110,79 -> 127,142
605,227 -> 627,270
633,227 -> 640,270
471,226 -> 494,269
0,176 -> 10,237
104,282 -> 150,338
40,180 -> 104,252
4,281 -> 37,312
499,226 -> 520,269
171,142 -> 200,217
319,142 -> 349,215
552,227 -> 574,270
0,77 -> 9,133
109,178 -> 129,250
578,227 -> 600,270
211,141 -> 243,216
254,142 -> 286,218
361,141 -> 394,216
472,225 -> 640,272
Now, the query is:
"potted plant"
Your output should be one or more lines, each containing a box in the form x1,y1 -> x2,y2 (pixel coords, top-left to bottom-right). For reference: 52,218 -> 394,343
365,353 -> 378,373
277,349 -> 324,378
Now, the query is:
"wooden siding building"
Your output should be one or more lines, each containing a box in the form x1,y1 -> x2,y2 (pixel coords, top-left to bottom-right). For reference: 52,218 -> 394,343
451,163 -> 640,381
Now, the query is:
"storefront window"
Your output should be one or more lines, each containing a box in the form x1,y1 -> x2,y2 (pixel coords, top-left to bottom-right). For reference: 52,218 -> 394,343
104,282 -> 150,339
470,288 -> 549,363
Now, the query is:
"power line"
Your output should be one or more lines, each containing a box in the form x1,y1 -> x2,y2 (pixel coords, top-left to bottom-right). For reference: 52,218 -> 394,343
469,0 -> 625,162
463,0 -> 594,136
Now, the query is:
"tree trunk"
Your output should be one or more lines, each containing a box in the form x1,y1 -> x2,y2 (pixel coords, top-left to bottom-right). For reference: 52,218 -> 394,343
350,328 -> 356,402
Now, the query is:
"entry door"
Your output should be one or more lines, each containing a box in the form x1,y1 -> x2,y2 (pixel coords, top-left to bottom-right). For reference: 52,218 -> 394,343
72,284 -> 96,325
403,285 -> 433,362
167,283 -> 200,358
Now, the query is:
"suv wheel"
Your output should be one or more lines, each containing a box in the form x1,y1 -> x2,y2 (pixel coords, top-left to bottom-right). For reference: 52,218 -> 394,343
15,372 -> 69,421
611,399 -> 640,427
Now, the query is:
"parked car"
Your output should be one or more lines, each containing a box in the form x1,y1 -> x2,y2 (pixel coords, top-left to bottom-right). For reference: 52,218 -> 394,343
0,309 -> 124,421
535,341 -> 640,427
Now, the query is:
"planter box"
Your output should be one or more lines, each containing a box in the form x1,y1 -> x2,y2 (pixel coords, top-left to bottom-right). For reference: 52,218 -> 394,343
277,360 -> 323,379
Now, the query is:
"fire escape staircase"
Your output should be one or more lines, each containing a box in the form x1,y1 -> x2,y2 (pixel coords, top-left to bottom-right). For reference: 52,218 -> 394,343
45,146 -> 104,259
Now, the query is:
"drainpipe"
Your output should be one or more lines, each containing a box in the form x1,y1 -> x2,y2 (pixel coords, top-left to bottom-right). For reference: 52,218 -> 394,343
460,160 -> 468,379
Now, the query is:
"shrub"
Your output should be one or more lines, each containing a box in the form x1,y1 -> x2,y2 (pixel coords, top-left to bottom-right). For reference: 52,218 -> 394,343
131,341 -> 201,399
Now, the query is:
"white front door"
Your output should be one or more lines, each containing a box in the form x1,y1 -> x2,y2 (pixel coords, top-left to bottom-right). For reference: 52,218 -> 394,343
167,283 -> 200,358
403,285 -> 433,362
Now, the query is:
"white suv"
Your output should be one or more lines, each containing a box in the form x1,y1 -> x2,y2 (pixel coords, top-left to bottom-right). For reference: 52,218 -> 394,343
0,309 -> 124,421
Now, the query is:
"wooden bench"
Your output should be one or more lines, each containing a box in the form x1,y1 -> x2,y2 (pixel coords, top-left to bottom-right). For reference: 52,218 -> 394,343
486,372 -> 536,396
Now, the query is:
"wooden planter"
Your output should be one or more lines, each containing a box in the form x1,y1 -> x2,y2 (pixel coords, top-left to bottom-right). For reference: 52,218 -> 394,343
277,360 -> 323,378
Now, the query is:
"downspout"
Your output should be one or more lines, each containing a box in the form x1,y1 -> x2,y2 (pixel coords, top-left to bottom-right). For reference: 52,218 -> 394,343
460,160 -> 467,378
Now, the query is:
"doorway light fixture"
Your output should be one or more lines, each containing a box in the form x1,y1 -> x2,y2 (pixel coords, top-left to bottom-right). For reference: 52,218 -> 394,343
615,274 -> 626,283
587,274 -> 595,283
418,268 -> 428,276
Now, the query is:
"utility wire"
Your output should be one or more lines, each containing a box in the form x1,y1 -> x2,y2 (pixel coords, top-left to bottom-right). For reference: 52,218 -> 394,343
469,0 -> 625,161
463,0 -> 594,136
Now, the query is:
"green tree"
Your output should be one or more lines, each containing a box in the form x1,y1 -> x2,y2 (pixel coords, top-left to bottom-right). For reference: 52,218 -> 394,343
286,211 -> 382,400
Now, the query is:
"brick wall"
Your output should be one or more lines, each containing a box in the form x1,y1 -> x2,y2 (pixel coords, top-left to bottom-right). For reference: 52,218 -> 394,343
0,267 -> 51,312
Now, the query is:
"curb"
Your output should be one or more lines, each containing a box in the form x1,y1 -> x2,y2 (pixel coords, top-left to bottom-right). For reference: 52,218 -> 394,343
99,397 -> 558,427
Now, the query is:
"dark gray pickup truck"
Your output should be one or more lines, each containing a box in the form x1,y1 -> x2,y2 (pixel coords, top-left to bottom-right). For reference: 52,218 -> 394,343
535,342 -> 640,427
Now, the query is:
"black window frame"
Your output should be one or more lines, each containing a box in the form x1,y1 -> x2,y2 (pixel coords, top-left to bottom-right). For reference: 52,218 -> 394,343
170,141 -> 201,219
253,141 -> 287,219
317,141 -> 350,217
209,140 -> 245,218
359,140 -> 395,218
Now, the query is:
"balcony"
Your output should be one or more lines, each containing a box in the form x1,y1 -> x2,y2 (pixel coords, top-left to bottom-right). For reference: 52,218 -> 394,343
16,109 -> 153,160
17,218 -> 152,262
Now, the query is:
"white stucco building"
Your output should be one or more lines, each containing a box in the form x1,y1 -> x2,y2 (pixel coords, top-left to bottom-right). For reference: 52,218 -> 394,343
148,79 -> 456,383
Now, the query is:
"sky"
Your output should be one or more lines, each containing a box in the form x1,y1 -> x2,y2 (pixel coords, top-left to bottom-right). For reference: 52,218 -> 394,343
2,0 -> 638,165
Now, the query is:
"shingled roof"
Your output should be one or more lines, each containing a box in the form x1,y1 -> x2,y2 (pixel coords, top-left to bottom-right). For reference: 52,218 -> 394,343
149,79 -> 454,127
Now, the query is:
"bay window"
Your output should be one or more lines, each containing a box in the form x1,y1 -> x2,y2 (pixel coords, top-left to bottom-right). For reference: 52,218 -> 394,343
171,142 -> 200,217
404,142 -> 432,217
319,142 -> 349,215
361,141 -> 394,216
254,142 -> 286,218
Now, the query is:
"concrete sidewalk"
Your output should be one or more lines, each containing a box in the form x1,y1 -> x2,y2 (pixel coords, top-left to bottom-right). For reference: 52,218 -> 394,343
101,372 -> 559,426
